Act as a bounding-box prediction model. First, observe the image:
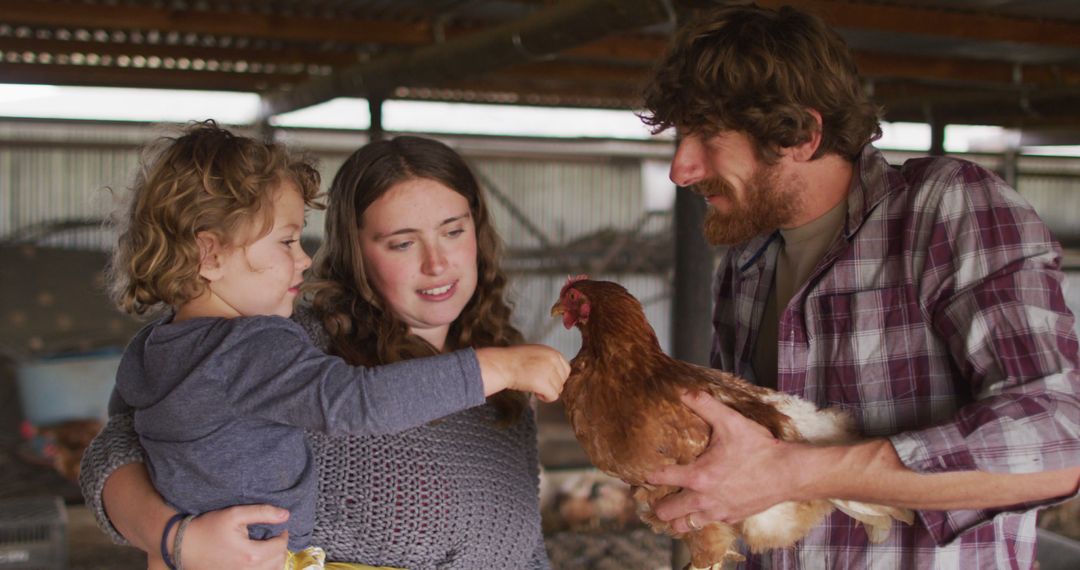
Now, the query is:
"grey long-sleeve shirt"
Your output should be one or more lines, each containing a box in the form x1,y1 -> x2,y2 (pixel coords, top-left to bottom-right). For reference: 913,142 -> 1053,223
112,314 -> 485,551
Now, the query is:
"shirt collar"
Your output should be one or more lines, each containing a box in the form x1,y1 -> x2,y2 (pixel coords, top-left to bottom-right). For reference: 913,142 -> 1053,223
844,144 -> 907,239
735,144 -> 905,273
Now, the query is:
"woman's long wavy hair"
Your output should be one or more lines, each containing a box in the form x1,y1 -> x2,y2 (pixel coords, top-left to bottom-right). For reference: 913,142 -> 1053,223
109,120 -> 321,316
641,4 -> 881,162
305,136 -> 526,423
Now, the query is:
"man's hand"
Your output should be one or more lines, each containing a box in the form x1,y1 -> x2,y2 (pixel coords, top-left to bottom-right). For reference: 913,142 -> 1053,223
647,391 -> 806,533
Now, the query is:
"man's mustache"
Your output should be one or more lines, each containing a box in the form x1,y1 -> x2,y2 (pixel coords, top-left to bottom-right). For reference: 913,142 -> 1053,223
692,178 -> 733,199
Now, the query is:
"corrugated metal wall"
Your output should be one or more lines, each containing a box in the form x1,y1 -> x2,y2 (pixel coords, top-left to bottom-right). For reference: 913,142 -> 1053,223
2,119 -> 1079,355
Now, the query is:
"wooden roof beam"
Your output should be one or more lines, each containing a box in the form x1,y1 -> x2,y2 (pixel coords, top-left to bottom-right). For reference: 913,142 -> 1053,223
256,0 -> 674,120
0,37 -> 361,67
0,0 -> 431,44
754,0 -> 1080,49
879,87 -> 1080,126
854,52 -> 1080,88
0,62 -> 301,92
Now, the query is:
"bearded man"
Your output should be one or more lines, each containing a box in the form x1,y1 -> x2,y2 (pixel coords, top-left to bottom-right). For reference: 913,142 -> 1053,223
640,4 -> 1080,569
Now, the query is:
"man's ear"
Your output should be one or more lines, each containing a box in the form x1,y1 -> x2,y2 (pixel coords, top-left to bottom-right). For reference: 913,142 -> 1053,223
196,232 -> 225,282
789,108 -> 824,162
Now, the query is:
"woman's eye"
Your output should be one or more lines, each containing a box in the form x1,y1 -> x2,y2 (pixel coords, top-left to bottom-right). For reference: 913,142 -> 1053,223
389,241 -> 412,251
281,239 -> 298,247
447,228 -> 465,238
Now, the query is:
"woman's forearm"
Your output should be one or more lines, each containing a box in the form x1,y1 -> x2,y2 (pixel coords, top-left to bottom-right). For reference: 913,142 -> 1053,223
102,463 -> 177,556
796,438 -> 1080,510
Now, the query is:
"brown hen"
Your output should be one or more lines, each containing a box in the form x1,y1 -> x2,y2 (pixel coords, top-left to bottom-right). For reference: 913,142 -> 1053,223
551,276 -> 913,569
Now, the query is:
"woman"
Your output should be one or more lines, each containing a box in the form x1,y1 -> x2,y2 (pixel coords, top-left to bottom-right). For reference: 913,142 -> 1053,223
81,136 -> 560,569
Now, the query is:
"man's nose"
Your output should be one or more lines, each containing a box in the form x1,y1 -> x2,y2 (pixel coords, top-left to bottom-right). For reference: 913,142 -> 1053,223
670,136 -> 708,188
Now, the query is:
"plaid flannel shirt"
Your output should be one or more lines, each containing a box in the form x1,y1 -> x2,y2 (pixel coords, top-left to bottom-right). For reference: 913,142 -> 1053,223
711,145 -> 1080,569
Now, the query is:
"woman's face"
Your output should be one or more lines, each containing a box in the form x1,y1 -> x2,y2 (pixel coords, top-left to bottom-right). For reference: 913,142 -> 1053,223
358,177 -> 479,351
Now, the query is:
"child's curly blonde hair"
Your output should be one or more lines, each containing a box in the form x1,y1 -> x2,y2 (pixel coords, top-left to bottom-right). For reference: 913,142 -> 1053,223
110,120 -> 322,316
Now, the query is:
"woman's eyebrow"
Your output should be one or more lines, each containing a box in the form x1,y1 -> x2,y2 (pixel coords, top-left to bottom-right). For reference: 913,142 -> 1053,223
440,212 -> 471,226
373,212 -> 471,240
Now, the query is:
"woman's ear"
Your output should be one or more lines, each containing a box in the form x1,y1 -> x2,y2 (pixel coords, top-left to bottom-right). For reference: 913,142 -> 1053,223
196,232 -> 225,282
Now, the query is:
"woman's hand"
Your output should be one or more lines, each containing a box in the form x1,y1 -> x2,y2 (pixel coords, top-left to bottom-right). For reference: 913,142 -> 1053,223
178,505 -> 291,570
476,344 -> 570,402
102,464 -> 290,568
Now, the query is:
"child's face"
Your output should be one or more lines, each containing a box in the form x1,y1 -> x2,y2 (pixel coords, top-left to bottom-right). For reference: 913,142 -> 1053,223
358,177 -> 478,351
209,182 -> 311,318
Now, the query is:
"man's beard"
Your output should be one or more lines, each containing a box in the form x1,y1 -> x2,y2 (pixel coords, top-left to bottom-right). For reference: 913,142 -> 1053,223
699,163 -> 800,246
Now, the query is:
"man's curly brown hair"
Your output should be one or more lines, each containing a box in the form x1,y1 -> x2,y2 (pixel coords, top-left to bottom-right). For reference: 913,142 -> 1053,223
640,3 -> 882,162
109,120 -> 322,316
305,135 -> 527,424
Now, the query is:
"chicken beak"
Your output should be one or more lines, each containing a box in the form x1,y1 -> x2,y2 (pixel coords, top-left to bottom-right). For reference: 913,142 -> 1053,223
550,302 -> 564,317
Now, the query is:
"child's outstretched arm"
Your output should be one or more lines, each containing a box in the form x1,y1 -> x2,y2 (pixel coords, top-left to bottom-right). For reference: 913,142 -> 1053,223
475,344 -> 570,403
222,319 -> 567,436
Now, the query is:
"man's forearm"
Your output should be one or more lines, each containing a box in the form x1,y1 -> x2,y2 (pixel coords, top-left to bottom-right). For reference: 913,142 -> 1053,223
102,463 -> 177,556
793,438 -> 1080,510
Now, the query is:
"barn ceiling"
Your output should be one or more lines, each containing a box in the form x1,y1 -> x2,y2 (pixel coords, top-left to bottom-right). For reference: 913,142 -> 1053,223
1,0 -> 1079,138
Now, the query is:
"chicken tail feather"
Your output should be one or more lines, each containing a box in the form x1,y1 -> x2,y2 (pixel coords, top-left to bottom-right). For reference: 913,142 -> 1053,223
830,499 -> 915,543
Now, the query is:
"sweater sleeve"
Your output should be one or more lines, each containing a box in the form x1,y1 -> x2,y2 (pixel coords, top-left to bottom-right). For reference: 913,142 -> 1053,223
528,540 -> 552,570
222,319 -> 487,436
77,408 -> 145,546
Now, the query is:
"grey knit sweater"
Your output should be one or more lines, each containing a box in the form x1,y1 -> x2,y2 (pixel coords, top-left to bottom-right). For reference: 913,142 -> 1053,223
112,314 -> 486,552
80,308 -> 550,569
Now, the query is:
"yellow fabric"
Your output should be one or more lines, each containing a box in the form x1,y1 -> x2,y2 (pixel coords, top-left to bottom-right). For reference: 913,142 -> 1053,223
284,546 -> 401,570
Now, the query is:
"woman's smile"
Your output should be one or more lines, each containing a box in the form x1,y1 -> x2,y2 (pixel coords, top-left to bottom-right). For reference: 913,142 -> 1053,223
418,280 -> 457,300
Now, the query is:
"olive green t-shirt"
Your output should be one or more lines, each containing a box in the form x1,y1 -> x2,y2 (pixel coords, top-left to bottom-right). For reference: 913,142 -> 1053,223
752,198 -> 847,389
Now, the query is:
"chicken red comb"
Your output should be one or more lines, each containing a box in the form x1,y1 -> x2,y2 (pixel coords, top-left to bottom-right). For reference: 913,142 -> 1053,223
560,274 -> 590,296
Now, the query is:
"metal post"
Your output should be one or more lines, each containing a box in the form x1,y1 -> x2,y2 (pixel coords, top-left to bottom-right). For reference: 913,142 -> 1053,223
671,184 -> 713,365
368,95 -> 385,142
670,175 -> 712,570
929,119 -> 946,156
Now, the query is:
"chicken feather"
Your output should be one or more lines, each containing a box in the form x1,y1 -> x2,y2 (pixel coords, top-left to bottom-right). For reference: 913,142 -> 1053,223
551,277 -> 914,569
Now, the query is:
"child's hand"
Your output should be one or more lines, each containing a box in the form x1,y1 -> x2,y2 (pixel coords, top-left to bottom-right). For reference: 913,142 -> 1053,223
476,345 -> 570,403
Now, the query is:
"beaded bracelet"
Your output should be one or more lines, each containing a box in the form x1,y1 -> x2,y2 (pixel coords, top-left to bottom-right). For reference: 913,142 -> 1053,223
160,513 -> 187,570
172,514 -> 197,570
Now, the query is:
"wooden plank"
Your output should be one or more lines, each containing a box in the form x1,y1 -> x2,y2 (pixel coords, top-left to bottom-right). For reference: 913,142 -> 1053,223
0,0 -> 431,44
757,0 -> 1080,48
855,52 -> 1080,87
0,37 -> 363,66
0,62 -> 302,91
258,0 -> 673,119
879,88 -> 1080,126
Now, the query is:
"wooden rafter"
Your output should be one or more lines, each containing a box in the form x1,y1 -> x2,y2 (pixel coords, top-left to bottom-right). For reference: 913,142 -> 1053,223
0,0 -> 1079,129
0,37 -> 363,67
0,0 -> 433,44
0,62 -> 303,91
754,0 -> 1080,49
256,0 -> 674,119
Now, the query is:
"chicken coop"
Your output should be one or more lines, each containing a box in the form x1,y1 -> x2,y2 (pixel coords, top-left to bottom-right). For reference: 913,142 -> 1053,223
1,0 -> 1080,568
